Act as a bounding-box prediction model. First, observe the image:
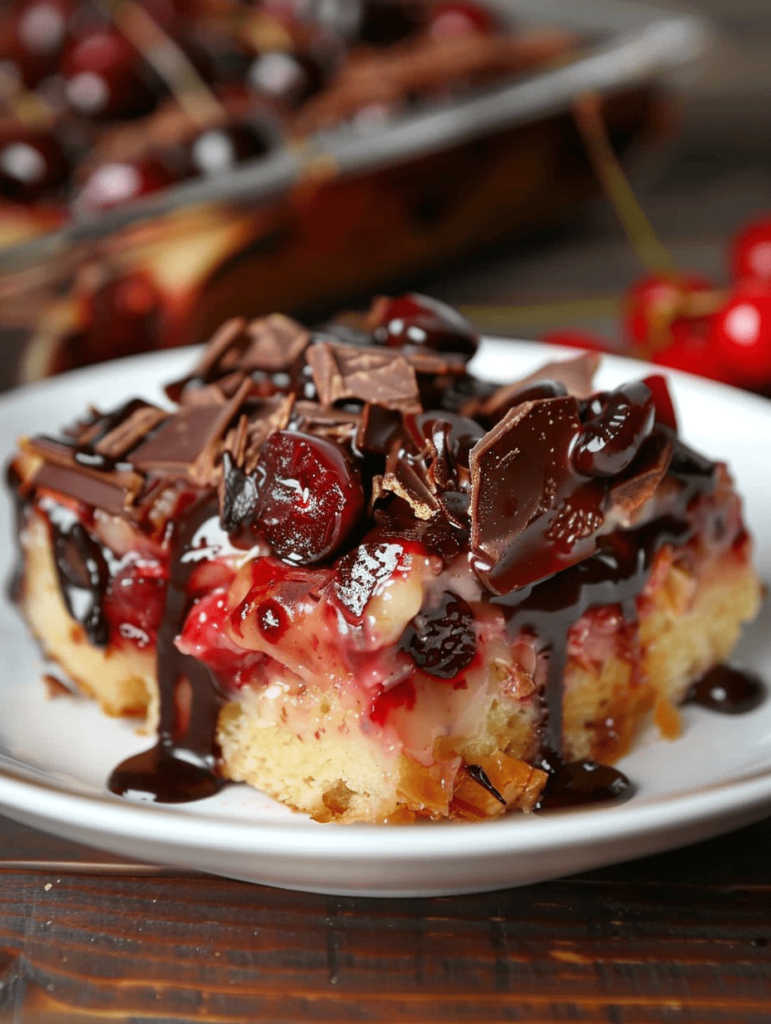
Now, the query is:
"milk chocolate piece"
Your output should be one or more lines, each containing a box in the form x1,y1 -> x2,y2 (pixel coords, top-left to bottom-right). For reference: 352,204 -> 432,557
306,341 -> 421,411
240,314 -> 311,373
470,352 -> 601,423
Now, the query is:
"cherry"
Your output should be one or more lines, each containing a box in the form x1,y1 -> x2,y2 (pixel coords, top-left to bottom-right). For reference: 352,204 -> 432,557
541,329 -> 611,353
189,120 -> 273,177
103,555 -> 167,643
572,382 -> 654,478
373,293 -> 479,358
649,322 -> 729,384
708,279 -> 771,389
0,127 -> 69,203
257,430 -> 365,564
86,271 -> 161,360
63,28 -> 160,119
426,0 -> 498,39
247,50 -> 324,107
623,272 -> 714,351
731,215 -> 771,282
10,0 -> 72,87
75,156 -> 180,212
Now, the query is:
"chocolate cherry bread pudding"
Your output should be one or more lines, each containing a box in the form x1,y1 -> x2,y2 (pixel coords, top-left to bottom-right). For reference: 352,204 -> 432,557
7,295 -> 762,822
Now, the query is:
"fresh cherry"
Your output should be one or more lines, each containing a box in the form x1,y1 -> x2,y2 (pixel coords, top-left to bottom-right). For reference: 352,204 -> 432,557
649,321 -> 729,384
426,0 -> 498,39
572,382 -> 654,478
623,272 -> 714,351
0,127 -> 69,203
189,120 -> 273,177
257,430 -> 365,564
63,28 -> 160,119
75,156 -> 180,212
708,279 -> 771,389
731,215 -> 771,282
373,293 -> 479,358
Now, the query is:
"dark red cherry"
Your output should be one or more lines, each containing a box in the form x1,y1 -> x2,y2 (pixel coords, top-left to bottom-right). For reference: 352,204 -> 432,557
572,382 -> 655,478
426,0 -> 498,39
623,272 -> 714,350
63,28 -> 160,119
11,0 -> 72,87
708,279 -> 771,389
247,50 -> 324,107
373,293 -> 479,359
257,430 -> 365,564
731,216 -> 771,282
0,128 -> 69,203
75,156 -> 180,212
189,120 -> 273,177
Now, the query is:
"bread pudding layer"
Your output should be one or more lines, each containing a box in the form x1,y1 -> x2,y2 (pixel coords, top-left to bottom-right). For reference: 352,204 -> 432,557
7,295 -> 763,820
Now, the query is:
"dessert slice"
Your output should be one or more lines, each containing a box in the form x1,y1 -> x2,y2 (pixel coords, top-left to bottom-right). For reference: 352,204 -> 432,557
7,295 -> 763,821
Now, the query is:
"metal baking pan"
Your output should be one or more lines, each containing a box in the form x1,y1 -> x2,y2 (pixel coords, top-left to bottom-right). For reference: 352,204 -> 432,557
0,0 -> 711,275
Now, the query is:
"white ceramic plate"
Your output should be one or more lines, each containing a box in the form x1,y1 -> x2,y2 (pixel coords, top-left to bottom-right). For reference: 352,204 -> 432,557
0,341 -> 768,898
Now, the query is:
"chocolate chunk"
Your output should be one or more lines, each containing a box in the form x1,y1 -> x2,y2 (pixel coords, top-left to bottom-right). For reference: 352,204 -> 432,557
291,400 -> 360,447
233,394 -> 295,474
470,353 -> 601,423
22,436 -> 144,514
608,429 -> 674,521
357,404 -> 403,455
469,397 -> 606,594
189,316 -> 248,380
239,314 -> 311,373
306,341 -> 421,411
131,399 -> 238,477
92,402 -> 169,460
219,452 -> 260,535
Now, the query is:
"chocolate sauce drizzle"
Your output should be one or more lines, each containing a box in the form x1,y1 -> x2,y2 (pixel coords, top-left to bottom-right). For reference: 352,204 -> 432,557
685,665 -> 765,715
108,494 -> 226,803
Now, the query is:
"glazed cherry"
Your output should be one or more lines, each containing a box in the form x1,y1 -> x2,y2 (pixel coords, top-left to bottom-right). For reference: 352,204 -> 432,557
399,590 -> 476,679
572,382 -> 655,478
708,279 -> 771,389
374,293 -> 479,358
189,120 -> 273,177
731,216 -> 771,282
75,156 -> 180,212
63,28 -> 160,119
426,0 -> 498,39
0,128 -> 69,203
103,556 -> 167,643
623,272 -> 714,350
257,430 -> 365,564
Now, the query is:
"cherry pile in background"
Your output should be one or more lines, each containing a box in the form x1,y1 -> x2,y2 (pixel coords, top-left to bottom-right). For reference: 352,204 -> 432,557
545,214 -> 771,396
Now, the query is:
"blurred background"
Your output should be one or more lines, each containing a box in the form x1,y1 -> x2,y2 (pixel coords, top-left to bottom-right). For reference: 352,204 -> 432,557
0,0 -> 769,390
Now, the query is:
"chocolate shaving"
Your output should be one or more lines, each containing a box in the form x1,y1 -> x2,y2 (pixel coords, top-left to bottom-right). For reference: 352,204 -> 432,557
291,400 -> 360,447
189,317 -> 248,381
306,341 -> 421,412
93,403 -> 169,460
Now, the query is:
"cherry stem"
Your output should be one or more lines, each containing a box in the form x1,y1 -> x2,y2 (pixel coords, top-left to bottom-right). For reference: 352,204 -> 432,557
573,92 -> 674,274
108,0 -> 226,127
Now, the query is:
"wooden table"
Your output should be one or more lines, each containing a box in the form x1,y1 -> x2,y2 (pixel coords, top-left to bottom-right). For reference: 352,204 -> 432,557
1,1 -> 770,1020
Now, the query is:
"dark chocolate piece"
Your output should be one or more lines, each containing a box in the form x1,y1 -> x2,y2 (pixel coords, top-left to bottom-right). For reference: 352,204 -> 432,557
239,314 -> 311,373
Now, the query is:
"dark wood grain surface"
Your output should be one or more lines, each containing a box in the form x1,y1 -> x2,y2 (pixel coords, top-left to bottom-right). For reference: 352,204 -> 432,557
1,1 -> 770,1021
